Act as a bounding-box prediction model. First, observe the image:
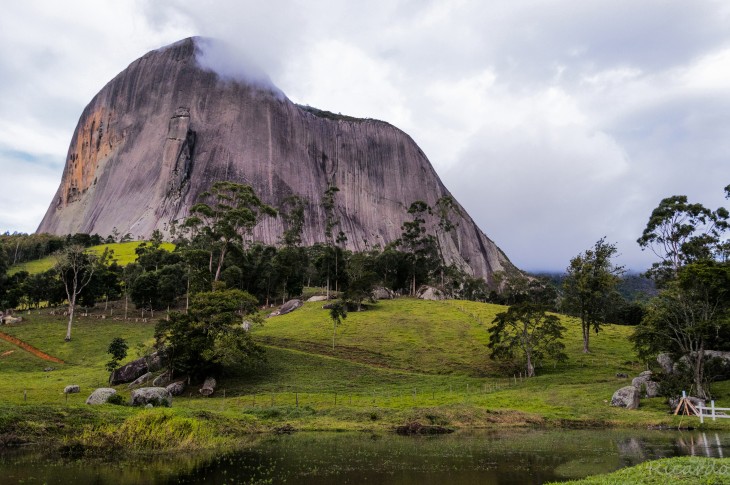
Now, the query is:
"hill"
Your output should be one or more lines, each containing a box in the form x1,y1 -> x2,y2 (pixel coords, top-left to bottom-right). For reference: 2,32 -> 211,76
1,296 -> 717,443
8,241 -> 174,275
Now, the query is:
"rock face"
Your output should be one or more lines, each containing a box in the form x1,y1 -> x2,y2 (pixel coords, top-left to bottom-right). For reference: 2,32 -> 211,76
37,37 -> 516,285
131,387 -> 172,407
611,386 -> 639,410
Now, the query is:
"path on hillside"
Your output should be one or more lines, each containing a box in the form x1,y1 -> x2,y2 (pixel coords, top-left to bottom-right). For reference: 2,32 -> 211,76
0,331 -> 65,364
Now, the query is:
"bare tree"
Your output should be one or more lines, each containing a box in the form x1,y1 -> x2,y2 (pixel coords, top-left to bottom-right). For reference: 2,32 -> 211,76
55,245 -> 96,341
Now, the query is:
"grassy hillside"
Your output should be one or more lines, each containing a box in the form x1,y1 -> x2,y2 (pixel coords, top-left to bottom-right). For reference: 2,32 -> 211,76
8,241 -> 175,275
1,296 -> 729,454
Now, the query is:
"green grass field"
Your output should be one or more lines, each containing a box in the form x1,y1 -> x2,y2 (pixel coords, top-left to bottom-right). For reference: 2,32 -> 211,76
8,241 -> 175,275
0,298 -> 721,428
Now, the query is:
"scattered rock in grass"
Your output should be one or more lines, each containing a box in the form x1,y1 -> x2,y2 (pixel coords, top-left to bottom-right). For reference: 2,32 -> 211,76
307,295 -> 329,302
631,371 -> 659,398
166,380 -> 186,396
371,287 -> 395,300
128,372 -> 153,388
395,421 -> 454,435
110,357 -> 148,385
86,388 -> 118,405
43,367 -> 54,372
611,386 -> 639,410
130,387 -> 172,407
64,385 -> 80,394
268,299 -> 303,317
615,373 -> 628,378
145,403 -> 153,408
200,377 -> 216,397
152,371 -> 171,387
415,286 -> 446,301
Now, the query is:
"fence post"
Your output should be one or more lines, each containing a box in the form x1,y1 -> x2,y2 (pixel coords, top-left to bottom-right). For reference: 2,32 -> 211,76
296,392 -> 299,408
712,400 -> 716,421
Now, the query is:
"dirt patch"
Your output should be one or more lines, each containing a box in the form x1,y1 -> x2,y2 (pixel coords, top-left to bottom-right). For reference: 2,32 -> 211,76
0,331 -> 64,364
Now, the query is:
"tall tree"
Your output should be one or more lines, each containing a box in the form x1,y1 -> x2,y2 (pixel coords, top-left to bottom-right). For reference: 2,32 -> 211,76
184,182 -> 276,284
562,238 -> 624,353
329,300 -> 347,350
489,303 -> 567,377
154,289 -> 264,379
321,185 -> 344,296
399,201 -> 439,295
637,195 -> 729,284
434,195 -> 461,286
632,261 -> 730,399
55,245 -> 97,341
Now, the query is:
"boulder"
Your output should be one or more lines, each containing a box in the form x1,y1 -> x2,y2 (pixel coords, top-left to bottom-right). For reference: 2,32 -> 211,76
166,380 -> 186,396
146,352 -> 164,372
152,371 -> 171,387
307,295 -> 329,302
372,287 -> 395,300
64,385 -> 80,394
128,372 -> 153,388
2,316 -> 22,324
110,357 -> 148,385
631,371 -> 659,398
200,377 -> 216,397
269,299 -> 303,317
657,353 -> 674,375
86,388 -> 117,405
130,387 -> 172,407
611,386 -> 640,410
416,286 -> 446,301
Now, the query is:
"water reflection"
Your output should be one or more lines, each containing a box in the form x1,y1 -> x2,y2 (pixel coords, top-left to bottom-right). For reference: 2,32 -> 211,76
2,429 -> 730,484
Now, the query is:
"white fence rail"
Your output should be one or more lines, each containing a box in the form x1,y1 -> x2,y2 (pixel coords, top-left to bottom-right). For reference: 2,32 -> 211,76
698,401 -> 730,423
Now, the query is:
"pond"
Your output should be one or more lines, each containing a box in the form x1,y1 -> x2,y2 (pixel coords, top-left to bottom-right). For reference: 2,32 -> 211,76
2,428 -> 729,484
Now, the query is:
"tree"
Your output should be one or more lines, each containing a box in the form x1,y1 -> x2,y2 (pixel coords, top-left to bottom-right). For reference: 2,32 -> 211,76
280,195 -> 306,247
184,182 -> 276,284
434,195 -> 461,286
321,185 -> 345,296
637,195 -> 729,284
344,251 -> 377,311
329,300 -> 347,350
632,261 -> 730,399
55,245 -> 96,341
562,238 -> 624,353
154,289 -> 264,379
398,201 -> 439,295
106,337 -> 128,375
488,303 -> 567,377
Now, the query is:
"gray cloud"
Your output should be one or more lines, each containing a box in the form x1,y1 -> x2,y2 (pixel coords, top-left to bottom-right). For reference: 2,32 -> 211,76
1,0 -> 728,272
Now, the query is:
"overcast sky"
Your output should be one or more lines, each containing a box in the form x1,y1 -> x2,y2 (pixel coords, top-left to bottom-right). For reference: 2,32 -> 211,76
1,0 -> 728,272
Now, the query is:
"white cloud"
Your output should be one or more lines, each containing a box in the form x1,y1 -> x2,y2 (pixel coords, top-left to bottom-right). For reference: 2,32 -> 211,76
1,0 -> 729,271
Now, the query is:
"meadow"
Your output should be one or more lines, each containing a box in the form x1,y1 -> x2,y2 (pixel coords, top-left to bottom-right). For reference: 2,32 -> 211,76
8,241 -> 175,275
